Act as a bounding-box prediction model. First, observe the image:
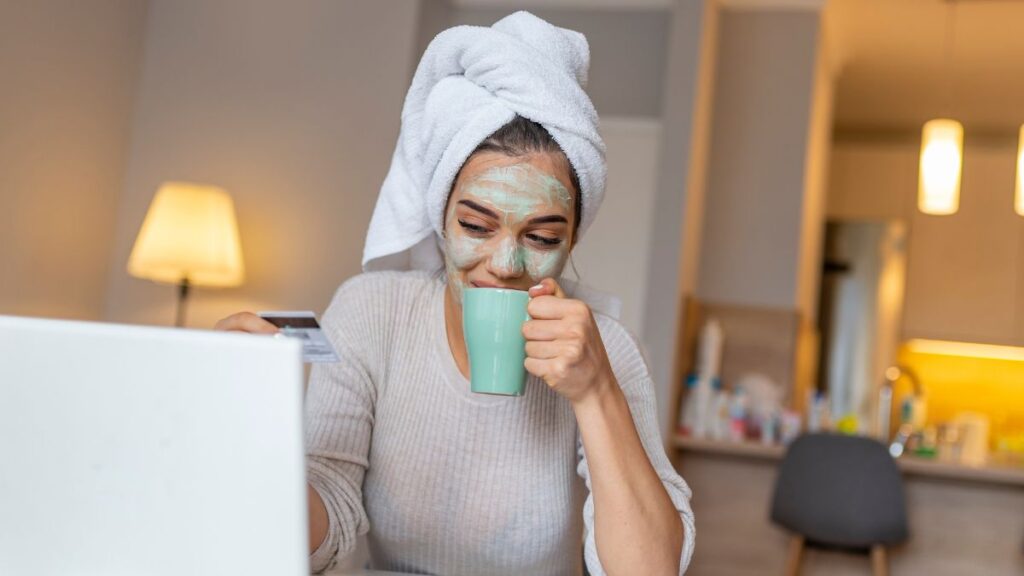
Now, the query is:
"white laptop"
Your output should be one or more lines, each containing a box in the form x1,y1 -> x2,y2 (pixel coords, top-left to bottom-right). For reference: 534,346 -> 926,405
0,315 -> 308,576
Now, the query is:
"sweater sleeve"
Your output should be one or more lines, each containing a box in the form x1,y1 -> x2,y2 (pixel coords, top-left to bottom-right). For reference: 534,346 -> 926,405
577,321 -> 696,576
305,276 -> 381,574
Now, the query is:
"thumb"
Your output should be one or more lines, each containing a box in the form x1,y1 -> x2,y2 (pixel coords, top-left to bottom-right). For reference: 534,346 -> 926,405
528,277 -> 566,299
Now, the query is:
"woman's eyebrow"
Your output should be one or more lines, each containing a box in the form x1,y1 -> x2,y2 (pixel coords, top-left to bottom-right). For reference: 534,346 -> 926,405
458,199 -> 499,219
527,214 -> 568,225
458,199 -> 567,225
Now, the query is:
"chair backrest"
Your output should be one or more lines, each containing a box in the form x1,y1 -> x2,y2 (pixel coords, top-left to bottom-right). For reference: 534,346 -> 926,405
770,433 -> 908,548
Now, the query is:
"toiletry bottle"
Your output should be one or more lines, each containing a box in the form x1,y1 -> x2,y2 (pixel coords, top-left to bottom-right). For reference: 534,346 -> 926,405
679,374 -> 698,435
680,319 -> 725,438
728,389 -> 748,442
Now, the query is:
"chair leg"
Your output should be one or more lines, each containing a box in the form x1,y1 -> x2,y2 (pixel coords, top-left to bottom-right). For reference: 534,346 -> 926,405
785,535 -> 805,576
870,545 -> 888,576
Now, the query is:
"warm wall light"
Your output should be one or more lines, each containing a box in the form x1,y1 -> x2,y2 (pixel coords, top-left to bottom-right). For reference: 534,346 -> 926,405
905,339 -> 1024,362
1016,125 -> 1024,216
918,119 -> 963,215
128,182 -> 245,326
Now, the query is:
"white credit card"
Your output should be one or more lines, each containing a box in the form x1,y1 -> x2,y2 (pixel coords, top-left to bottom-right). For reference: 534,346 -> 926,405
257,311 -> 340,364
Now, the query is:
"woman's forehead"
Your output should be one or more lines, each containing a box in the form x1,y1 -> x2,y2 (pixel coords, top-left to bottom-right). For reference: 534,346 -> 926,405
453,155 -> 575,215
460,151 -> 573,189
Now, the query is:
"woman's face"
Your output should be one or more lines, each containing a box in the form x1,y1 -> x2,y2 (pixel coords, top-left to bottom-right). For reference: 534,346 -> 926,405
443,151 -> 577,302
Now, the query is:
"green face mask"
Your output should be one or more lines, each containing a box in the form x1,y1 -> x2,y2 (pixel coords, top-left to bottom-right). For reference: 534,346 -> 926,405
443,163 -> 574,301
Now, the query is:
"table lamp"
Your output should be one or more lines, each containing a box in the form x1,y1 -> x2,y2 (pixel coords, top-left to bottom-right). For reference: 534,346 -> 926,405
127,182 -> 245,327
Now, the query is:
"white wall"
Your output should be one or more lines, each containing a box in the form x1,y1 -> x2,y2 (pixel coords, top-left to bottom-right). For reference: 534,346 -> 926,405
102,0 -> 422,328
0,0 -> 147,320
696,9 -> 823,318
572,118 -> 661,337
439,7 -> 670,118
642,0 -> 721,434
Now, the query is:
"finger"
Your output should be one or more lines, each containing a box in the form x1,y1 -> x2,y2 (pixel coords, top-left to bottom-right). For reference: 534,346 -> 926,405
522,318 -> 577,341
528,277 -> 566,299
214,312 -> 279,334
527,294 -> 589,321
528,282 -> 553,298
545,277 -> 566,298
524,356 -> 549,380
219,312 -> 278,334
525,340 -> 563,360
524,357 -> 567,384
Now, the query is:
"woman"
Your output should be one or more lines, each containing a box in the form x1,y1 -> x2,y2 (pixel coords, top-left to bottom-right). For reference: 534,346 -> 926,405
217,12 -> 694,576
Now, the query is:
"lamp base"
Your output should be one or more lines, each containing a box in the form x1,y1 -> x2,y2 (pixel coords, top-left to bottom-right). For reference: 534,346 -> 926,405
175,278 -> 191,327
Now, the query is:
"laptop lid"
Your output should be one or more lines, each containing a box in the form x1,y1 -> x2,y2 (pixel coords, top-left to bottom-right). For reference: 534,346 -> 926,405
0,315 -> 308,575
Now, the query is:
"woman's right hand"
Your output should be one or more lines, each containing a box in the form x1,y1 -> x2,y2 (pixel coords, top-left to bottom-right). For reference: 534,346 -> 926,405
213,311 -> 279,335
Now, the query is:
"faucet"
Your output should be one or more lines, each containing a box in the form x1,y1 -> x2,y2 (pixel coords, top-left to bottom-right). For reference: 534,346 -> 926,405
878,365 -> 923,457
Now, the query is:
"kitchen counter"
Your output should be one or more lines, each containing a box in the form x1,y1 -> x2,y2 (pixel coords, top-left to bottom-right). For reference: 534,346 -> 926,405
671,434 -> 1024,576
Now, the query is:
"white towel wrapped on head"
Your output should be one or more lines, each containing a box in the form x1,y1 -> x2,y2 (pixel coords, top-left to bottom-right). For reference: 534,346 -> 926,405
362,11 -> 607,277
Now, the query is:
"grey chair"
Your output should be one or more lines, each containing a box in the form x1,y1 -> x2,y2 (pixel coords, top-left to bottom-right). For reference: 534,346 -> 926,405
770,433 -> 908,576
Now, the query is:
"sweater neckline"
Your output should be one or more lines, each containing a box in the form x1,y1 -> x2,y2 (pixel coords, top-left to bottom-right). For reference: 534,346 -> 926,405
432,280 -> 521,407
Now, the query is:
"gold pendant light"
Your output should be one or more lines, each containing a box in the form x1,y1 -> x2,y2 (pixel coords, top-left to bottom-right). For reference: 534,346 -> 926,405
918,118 -> 963,215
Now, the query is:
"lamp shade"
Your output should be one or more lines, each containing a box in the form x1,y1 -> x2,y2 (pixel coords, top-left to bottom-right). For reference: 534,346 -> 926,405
918,119 -> 963,216
127,182 -> 245,287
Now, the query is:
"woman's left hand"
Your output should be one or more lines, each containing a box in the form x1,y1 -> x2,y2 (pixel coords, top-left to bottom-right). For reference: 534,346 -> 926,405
523,277 -> 616,405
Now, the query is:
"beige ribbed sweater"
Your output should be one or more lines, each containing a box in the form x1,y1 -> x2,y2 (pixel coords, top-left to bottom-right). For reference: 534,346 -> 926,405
305,270 -> 695,575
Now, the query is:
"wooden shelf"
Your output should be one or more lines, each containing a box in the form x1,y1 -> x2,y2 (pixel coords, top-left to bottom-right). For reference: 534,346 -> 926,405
672,434 -> 785,460
673,434 -> 1024,487
897,455 -> 1024,488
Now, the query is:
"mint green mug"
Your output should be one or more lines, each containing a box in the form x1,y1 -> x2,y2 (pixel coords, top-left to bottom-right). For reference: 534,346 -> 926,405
462,287 -> 531,396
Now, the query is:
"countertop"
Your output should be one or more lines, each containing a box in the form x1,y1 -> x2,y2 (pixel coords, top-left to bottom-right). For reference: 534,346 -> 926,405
673,434 -> 1024,487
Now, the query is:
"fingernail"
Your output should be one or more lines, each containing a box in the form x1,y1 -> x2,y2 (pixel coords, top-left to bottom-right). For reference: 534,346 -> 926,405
531,283 -> 544,291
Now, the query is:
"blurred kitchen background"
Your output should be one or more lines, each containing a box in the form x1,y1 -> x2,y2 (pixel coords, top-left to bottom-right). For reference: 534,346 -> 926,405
3,0 -> 1024,574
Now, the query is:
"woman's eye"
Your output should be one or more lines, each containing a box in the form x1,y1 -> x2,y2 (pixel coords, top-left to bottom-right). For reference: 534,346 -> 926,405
527,234 -> 562,247
458,220 -> 491,234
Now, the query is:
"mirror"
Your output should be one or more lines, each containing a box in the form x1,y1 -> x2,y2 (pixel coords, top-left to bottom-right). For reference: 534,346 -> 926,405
816,219 -> 908,433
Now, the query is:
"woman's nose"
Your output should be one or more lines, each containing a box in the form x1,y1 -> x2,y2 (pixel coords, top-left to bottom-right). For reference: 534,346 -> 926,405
487,237 -> 525,278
